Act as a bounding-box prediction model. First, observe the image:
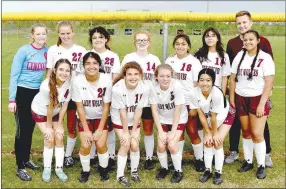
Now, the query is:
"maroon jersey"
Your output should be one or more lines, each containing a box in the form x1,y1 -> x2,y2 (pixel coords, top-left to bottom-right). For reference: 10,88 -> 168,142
226,35 -> 273,65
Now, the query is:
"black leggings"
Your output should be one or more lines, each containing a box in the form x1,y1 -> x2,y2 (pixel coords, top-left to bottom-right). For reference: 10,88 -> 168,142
14,86 -> 39,169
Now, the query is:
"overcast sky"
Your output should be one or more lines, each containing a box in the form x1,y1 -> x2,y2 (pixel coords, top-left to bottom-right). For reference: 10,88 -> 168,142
2,1 -> 285,12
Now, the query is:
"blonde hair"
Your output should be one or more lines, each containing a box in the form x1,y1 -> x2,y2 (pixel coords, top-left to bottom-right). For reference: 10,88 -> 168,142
134,31 -> 152,49
154,64 -> 174,82
56,21 -> 74,46
31,23 -> 48,43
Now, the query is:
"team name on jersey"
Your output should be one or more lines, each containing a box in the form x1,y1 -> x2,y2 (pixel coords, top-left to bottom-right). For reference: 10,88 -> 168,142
82,99 -> 103,107
125,93 -> 143,112
143,73 -> 154,80
175,72 -> 187,80
158,101 -> 175,110
202,65 -> 221,74
237,68 -> 259,77
26,62 -> 46,71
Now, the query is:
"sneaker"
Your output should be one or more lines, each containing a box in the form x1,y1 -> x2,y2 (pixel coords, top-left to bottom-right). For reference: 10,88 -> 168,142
16,169 -> 32,181
118,176 -> 131,187
144,159 -> 155,170
156,167 -> 169,180
199,169 -> 212,183
170,170 -> 183,183
42,167 -> 52,182
108,158 -> 116,171
24,160 -> 40,170
225,151 -> 239,164
55,168 -> 68,182
195,159 -> 205,172
237,160 -> 253,172
78,170 -> 90,183
131,171 -> 141,182
127,158 -> 131,170
265,154 -> 273,168
99,166 -> 110,181
64,156 -> 75,168
256,165 -> 266,179
213,171 -> 223,185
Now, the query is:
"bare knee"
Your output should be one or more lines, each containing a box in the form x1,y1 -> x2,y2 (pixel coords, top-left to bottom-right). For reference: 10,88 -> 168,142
168,142 -> 177,154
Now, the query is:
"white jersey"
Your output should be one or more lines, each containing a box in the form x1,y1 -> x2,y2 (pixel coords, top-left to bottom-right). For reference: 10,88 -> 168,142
200,52 -> 231,88
231,50 -> 275,97
111,79 -> 150,126
72,73 -> 112,119
47,44 -> 86,78
189,86 -> 229,127
31,78 -> 71,116
149,79 -> 188,125
121,52 -> 161,81
165,54 -> 202,104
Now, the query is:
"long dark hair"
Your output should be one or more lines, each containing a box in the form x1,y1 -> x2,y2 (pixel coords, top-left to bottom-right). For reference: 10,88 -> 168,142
235,30 -> 260,82
172,34 -> 191,53
89,26 -> 111,50
194,27 -> 225,65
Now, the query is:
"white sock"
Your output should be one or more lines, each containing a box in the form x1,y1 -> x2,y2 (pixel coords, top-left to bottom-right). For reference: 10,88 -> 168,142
43,147 -> 53,168
98,151 -> 109,168
157,151 -> 168,169
130,150 -> 140,173
55,146 -> 64,170
254,140 -> 266,167
242,138 -> 254,163
192,141 -> 204,160
107,130 -> 116,159
178,140 -> 185,156
117,154 -> 127,180
90,141 -> 96,159
198,129 -> 204,141
171,152 -> 182,172
214,147 -> 224,173
80,153 -> 90,172
144,134 -> 154,160
65,136 -> 77,157
204,146 -> 213,172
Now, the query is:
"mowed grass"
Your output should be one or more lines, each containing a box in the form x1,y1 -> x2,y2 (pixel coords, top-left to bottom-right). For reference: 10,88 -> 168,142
1,33 -> 285,188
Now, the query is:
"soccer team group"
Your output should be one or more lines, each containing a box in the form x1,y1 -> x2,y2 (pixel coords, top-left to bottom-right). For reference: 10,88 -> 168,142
8,11 -> 275,187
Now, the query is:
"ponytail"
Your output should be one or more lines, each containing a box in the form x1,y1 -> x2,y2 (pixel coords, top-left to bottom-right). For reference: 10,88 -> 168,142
56,37 -> 61,46
49,71 -> 59,108
248,44 -> 260,80
235,49 -> 247,82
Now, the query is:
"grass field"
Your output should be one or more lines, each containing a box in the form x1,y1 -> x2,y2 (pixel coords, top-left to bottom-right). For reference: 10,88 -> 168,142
1,33 -> 285,188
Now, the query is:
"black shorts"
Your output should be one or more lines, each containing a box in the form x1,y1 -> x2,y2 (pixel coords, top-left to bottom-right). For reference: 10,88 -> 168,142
141,107 -> 153,120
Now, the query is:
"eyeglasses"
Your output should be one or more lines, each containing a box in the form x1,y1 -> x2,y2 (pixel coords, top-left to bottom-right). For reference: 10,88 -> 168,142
135,39 -> 149,44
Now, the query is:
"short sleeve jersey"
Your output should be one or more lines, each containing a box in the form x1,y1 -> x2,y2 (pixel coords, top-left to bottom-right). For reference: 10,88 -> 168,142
165,54 -> 202,104
231,50 -> 275,97
72,73 -> 112,119
110,79 -> 150,126
149,79 -> 188,124
31,78 -> 71,116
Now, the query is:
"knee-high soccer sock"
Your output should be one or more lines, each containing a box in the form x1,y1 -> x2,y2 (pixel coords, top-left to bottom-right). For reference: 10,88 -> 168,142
171,152 -> 182,172
214,147 -> 224,173
65,136 -> 77,157
117,154 -> 127,180
204,147 -> 213,172
98,151 -> 109,168
242,138 -> 254,163
254,140 -> 266,167
192,141 -> 204,161
55,146 -> 64,171
157,151 -> 168,169
144,134 -> 154,160
43,146 -> 53,168
107,130 -> 116,159
198,130 -> 204,141
90,141 -> 96,159
130,150 -> 140,173
178,140 -> 185,156
80,153 -> 90,172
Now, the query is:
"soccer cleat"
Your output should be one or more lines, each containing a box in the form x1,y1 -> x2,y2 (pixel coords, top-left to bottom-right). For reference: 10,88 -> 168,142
107,158 -> 116,171
225,151 -> 239,164
55,168 -> 68,182
131,171 -> 141,182
78,170 -> 90,183
16,169 -> 32,181
24,160 -> 40,170
64,156 -> 75,168
144,159 -> 155,170
170,170 -> 183,183
213,171 -> 223,185
237,160 -> 253,172
195,159 -> 205,172
156,167 -> 169,180
118,176 -> 131,187
265,154 -> 273,168
99,166 -> 110,181
42,167 -> 52,182
256,165 -> 266,179
199,169 -> 212,183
